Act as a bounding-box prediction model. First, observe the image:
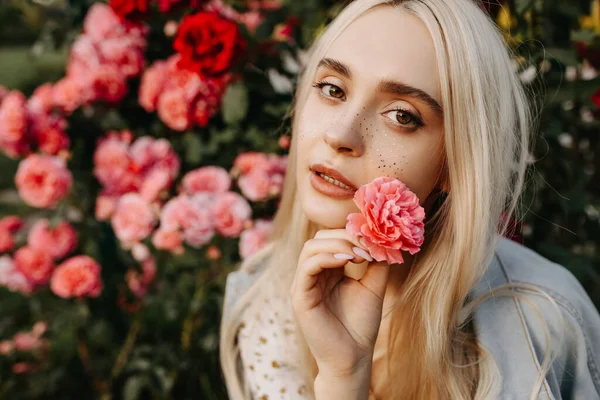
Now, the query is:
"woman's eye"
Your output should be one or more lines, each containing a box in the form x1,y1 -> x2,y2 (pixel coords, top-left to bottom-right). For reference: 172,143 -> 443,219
384,109 -> 423,128
312,81 -> 345,99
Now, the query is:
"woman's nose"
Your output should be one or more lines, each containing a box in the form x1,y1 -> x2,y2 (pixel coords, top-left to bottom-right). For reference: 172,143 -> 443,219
323,119 -> 364,157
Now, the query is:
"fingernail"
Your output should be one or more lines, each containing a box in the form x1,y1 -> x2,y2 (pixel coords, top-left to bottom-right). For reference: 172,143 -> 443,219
352,247 -> 373,262
334,253 -> 355,260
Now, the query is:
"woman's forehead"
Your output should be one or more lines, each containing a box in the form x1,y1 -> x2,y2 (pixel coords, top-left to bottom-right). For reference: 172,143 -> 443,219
322,6 -> 441,106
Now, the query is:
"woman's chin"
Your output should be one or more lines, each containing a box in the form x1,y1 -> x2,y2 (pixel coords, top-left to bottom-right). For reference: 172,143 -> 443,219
302,204 -> 352,229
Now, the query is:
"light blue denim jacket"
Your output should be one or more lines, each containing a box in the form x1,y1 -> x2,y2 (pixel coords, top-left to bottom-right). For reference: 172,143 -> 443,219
221,237 -> 600,399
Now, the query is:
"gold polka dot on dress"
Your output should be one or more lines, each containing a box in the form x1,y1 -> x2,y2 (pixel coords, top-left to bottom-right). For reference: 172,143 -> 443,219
238,294 -> 309,399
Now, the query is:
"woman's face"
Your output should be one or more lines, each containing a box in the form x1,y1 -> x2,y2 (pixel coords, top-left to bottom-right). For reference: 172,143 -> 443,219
296,6 -> 446,229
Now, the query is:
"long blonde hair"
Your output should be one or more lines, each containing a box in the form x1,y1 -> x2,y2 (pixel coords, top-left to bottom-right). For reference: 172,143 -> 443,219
220,0 -> 563,398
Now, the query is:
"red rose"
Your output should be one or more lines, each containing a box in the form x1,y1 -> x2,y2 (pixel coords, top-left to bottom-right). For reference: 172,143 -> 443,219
173,11 -> 246,78
157,0 -> 205,13
109,0 -> 149,20
592,88 -> 600,108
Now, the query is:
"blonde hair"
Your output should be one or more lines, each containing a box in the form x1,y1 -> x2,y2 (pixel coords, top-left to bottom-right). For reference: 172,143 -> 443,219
220,0 -> 564,398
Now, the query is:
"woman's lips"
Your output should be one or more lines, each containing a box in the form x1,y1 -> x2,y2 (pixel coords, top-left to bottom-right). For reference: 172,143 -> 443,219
309,170 -> 356,200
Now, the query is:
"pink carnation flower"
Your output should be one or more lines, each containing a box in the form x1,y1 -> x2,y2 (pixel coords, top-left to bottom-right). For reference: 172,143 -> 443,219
345,177 -> 425,264
212,192 -> 252,238
50,255 -> 103,298
27,219 -> 77,261
111,193 -> 157,246
15,154 -> 72,209
181,166 -> 231,195
239,219 -> 273,259
14,246 -> 55,286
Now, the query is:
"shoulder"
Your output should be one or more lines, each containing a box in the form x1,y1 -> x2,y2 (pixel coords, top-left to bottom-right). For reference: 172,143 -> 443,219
221,244 -> 273,326
471,236 -> 600,399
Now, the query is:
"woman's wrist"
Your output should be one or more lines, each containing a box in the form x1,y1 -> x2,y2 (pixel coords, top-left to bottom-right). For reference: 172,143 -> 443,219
314,361 -> 372,400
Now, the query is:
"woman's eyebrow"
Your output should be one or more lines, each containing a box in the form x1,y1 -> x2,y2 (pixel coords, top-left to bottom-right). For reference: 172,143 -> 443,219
317,57 -> 444,118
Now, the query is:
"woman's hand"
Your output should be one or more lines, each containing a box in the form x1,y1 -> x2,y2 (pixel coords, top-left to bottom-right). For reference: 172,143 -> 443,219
289,228 -> 391,379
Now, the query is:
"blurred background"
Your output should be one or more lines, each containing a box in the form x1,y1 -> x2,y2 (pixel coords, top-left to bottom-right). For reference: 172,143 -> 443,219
0,0 -> 599,398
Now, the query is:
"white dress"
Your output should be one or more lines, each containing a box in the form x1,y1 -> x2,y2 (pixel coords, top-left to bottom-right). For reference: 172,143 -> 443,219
237,293 -> 310,399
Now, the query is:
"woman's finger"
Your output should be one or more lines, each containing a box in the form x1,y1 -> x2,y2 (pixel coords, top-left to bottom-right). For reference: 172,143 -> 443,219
358,260 -> 391,301
314,229 -> 372,259
300,238 -> 367,264
294,252 -> 350,295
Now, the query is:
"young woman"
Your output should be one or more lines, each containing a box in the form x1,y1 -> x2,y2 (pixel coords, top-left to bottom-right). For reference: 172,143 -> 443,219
220,0 -> 600,399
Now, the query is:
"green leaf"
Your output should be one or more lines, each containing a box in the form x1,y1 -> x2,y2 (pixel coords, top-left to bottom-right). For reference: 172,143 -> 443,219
183,132 -> 204,165
545,47 -> 578,67
571,29 -> 597,44
221,81 -> 249,125
515,0 -> 534,15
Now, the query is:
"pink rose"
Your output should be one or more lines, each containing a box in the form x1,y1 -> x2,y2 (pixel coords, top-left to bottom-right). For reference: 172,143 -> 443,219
346,177 -> 425,264
157,89 -> 191,131
13,332 -> 47,352
239,219 -> 272,259
139,168 -> 171,202
126,256 -> 156,298
29,113 -> 70,156
181,166 -> 231,195
27,219 -> 78,261
159,195 -> 190,231
52,77 -> 87,114
83,3 -> 124,41
151,228 -> 184,253
164,57 -> 203,101
191,79 -> 223,127
158,194 -> 215,248
238,169 -> 271,201
91,64 -> 128,103
93,133 -> 140,195
0,255 -> 33,294
50,255 -> 103,298
0,91 -> 29,158
15,154 -> 72,209
139,61 -> 168,112
0,230 -> 15,253
237,154 -> 287,201
232,152 -> 269,175
0,216 -> 24,232
212,192 -> 251,238
14,246 -> 55,286
0,340 -> 13,355
183,194 -> 216,247
27,84 -> 55,115
111,193 -> 156,245
95,195 -> 119,221
238,11 -> 264,34
98,36 -> 145,78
